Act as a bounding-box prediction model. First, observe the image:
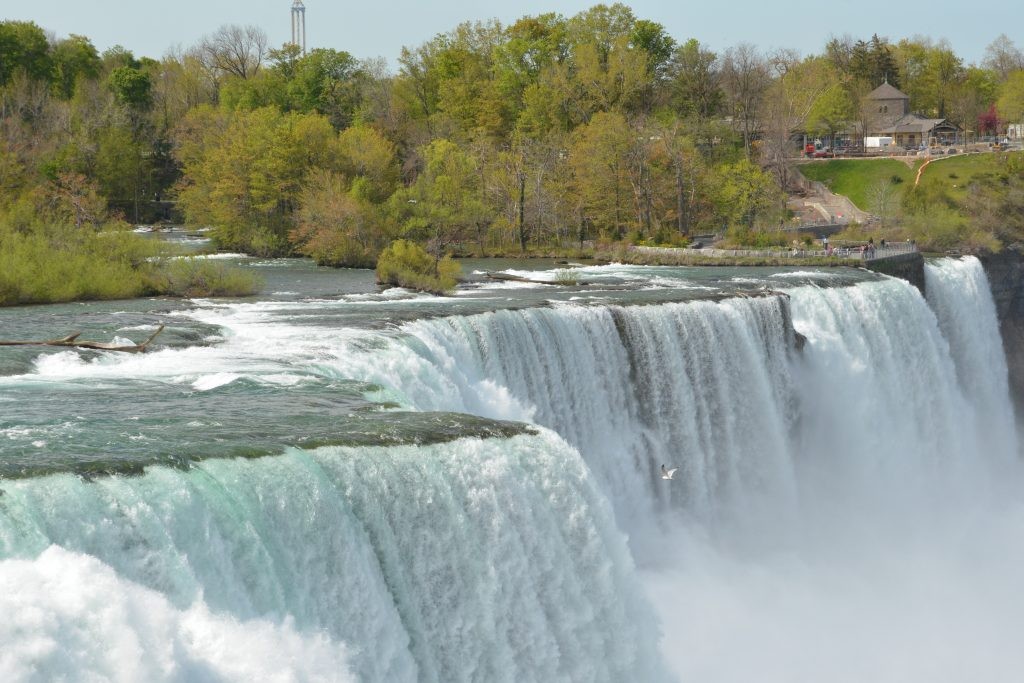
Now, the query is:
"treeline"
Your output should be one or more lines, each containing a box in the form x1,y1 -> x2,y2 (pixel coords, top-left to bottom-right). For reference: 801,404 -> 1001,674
3,6 -> 1024,269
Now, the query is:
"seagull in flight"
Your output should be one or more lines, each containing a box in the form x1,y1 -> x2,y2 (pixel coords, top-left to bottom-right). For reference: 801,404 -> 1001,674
661,464 -> 678,480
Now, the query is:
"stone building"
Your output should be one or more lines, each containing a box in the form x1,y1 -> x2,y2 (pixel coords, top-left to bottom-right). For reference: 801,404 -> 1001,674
864,81 -> 961,148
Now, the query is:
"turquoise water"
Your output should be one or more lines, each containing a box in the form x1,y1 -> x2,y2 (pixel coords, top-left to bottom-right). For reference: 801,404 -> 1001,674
8,256 -> 1014,682
0,258 -> 876,478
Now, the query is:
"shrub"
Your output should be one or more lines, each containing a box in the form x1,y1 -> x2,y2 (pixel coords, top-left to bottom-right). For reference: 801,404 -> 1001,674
722,226 -> 789,248
146,258 -> 262,298
553,269 -> 580,285
375,239 -> 460,294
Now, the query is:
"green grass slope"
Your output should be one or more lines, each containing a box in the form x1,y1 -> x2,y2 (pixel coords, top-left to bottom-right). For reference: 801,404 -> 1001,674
798,159 -> 917,211
916,153 -> 1017,202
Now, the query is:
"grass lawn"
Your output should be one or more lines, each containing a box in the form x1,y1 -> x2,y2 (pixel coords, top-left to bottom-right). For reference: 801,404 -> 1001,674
916,152 -> 1021,202
797,159 -> 917,211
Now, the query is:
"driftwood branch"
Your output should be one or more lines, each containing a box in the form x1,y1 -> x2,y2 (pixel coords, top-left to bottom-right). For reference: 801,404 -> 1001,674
0,325 -> 165,353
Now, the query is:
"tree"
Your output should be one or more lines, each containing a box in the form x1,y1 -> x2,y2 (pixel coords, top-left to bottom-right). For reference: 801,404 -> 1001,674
48,172 -> 106,229
949,67 -> 999,140
0,21 -> 52,87
290,169 -> 382,267
720,43 -> 770,159
806,81 -> 854,140
196,25 -> 269,82
631,19 -> 675,106
997,71 -> 1024,128
850,34 -> 900,88
893,38 -> 962,118
287,48 -> 364,129
983,35 -> 1024,81
51,35 -> 101,99
668,39 -> 722,124
652,118 -> 705,235
108,67 -> 152,110
570,35 -> 651,119
174,106 -> 341,254
398,138 -> 490,258
761,56 -> 837,190
566,3 -> 636,63
712,159 -> 782,230
978,104 -> 1001,137
428,21 -> 511,136
568,110 -> 633,237
336,125 -> 400,202
495,13 -> 569,104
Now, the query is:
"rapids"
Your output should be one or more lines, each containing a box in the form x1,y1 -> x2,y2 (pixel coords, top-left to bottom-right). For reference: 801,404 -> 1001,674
1,255 -> 1021,682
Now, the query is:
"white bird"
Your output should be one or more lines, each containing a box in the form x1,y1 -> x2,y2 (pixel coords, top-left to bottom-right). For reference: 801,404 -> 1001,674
661,464 -> 678,480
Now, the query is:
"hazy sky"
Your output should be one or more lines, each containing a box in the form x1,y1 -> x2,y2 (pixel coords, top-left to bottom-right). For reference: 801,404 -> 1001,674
4,0 -> 1016,68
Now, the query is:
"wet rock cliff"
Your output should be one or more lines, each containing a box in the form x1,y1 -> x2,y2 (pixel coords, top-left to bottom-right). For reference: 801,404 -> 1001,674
980,248 -> 1024,419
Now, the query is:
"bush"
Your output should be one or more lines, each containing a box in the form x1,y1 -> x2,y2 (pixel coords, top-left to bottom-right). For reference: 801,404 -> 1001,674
0,219 -> 261,305
721,226 -> 789,248
146,258 -> 262,298
375,239 -> 460,294
0,224 -> 152,305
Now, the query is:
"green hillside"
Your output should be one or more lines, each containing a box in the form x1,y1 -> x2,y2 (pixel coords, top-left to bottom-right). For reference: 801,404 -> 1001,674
916,153 -> 1019,201
798,159 -> 917,211
803,152 -> 1024,251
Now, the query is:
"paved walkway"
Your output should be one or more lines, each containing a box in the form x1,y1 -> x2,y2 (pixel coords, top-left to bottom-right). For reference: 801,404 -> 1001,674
631,241 -> 918,263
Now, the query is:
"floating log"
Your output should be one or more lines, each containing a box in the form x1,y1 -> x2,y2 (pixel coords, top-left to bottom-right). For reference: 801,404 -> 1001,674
0,325 -> 165,353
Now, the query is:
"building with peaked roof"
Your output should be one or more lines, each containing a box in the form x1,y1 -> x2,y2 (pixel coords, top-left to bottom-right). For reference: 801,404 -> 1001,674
864,81 -> 961,147
866,81 -> 909,130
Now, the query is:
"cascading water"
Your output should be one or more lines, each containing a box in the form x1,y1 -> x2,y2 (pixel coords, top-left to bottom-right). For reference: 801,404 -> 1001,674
394,296 -> 801,552
0,433 -> 666,682
925,256 -> 1018,461
379,260 -> 1024,680
1,256 -> 1021,682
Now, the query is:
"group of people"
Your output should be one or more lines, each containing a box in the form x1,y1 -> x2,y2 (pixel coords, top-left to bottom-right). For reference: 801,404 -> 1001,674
822,236 -> 886,259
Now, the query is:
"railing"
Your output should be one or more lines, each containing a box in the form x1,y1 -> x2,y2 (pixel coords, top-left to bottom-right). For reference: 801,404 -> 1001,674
631,241 -> 918,262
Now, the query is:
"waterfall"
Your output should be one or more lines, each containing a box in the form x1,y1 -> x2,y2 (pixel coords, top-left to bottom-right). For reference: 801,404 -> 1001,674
0,433 -> 666,683
396,297 -> 801,552
2,257 -> 1020,682
925,256 -> 1017,461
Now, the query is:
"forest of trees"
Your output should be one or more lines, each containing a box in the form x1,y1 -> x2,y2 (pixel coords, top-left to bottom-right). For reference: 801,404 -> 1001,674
3,4 -> 1024,274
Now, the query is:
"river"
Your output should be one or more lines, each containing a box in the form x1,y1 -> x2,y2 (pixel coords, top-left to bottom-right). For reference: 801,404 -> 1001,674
1,255 -> 1021,682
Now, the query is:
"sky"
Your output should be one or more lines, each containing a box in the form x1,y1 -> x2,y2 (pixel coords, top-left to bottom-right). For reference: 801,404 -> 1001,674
3,0 -> 1017,68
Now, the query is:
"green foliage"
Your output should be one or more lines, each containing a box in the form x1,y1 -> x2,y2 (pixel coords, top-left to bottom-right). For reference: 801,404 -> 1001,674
997,71 -> 1024,123
51,35 -> 101,99
0,215 -> 260,305
721,227 -> 789,248
850,34 -> 901,89
0,226 -> 147,305
1,11 -> 1018,283
375,239 -> 460,294
711,159 -> 784,229
799,159 -> 915,210
290,169 -> 385,267
0,21 -> 52,86
398,139 -> 488,254
108,66 -> 152,109
146,258 -> 262,298
174,106 -> 341,255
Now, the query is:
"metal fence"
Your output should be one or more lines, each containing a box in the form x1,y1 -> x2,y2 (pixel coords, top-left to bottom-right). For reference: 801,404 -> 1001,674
631,241 -> 917,262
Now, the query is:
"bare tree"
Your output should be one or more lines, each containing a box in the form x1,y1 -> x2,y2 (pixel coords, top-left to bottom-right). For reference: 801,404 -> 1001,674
983,34 -> 1024,82
761,56 -> 834,193
867,177 -> 900,226
196,25 -> 269,82
720,43 -> 770,159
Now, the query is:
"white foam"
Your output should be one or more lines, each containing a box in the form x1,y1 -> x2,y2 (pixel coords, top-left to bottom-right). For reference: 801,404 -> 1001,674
191,373 -> 242,391
0,546 -> 355,682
